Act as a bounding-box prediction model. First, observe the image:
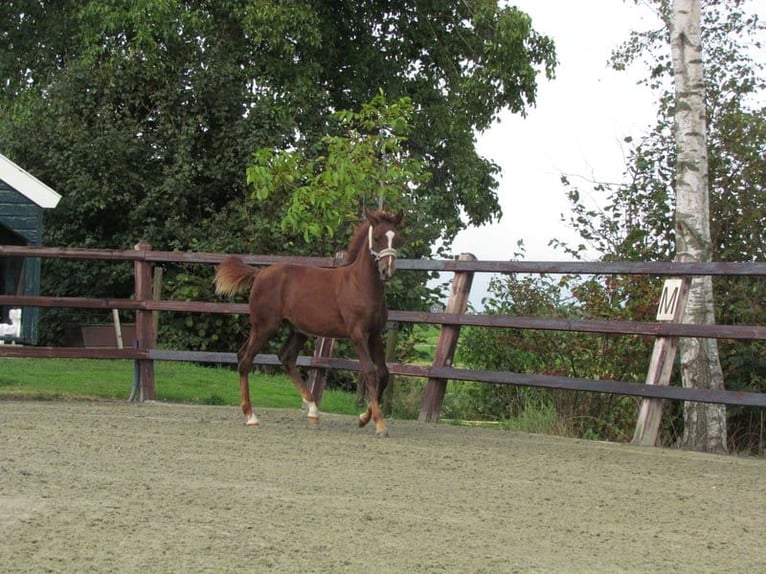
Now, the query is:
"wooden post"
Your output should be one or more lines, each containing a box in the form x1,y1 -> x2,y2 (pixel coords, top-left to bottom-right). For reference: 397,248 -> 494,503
382,323 -> 399,416
134,242 -> 155,401
112,309 -> 124,349
308,336 -> 335,406
419,253 -> 476,423
632,277 -> 691,446
152,266 -> 163,337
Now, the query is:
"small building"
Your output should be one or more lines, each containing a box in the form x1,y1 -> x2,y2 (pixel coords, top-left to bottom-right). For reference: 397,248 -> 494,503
0,153 -> 61,343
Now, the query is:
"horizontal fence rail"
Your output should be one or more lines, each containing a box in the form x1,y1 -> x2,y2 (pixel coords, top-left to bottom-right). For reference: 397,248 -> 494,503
1,244 -> 765,413
3,298 -> 766,341
4,244 -> 766,275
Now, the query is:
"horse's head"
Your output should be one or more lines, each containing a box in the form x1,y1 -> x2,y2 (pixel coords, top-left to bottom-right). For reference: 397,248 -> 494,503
366,209 -> 404,281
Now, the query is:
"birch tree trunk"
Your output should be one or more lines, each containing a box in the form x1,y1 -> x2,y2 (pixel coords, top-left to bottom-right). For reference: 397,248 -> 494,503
671,0 -> 727,453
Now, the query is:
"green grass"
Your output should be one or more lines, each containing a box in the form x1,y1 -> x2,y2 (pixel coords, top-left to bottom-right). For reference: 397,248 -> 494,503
411,324 -> 441,363
0,358 -> 568,435
0,358 -> 359,415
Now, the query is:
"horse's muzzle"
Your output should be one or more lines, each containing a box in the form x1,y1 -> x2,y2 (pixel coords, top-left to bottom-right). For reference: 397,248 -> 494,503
377,255 -> 397,281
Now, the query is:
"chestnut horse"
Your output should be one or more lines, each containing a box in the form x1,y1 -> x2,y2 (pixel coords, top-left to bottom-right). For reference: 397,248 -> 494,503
214,209 -> 403,438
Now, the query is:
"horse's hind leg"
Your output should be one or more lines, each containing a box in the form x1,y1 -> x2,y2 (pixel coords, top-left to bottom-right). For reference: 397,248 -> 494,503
238,321 -> 278,426
278,328 -> 319,424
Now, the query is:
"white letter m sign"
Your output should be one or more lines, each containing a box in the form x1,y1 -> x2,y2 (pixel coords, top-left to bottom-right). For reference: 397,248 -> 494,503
656,279 -> 685,321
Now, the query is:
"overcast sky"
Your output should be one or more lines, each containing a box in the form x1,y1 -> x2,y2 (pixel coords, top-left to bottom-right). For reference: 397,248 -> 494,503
438,0 -> 663,306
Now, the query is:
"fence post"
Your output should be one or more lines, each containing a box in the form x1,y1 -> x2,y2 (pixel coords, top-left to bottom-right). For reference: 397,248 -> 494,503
134,241 -> 156,401
632,277 -> 691,446
308,336 -> 335,406
152,266 -> 163,336
382,323 -> 399,416
419,253 -> 476,422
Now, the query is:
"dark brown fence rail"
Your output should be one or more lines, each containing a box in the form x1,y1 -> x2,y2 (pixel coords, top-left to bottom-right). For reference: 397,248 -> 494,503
2,244 -> 766,415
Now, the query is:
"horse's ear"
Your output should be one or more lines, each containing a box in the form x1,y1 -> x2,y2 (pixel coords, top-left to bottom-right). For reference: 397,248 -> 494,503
364,208 -> 379,225
394,210 -> 404,226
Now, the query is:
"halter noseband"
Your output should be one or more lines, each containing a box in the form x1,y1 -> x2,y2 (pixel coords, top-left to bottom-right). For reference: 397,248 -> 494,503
368,225 -> 398,262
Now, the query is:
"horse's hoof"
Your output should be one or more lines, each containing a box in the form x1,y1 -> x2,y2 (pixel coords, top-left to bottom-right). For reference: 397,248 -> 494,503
358,413 -> 371,428
375,430 -> 390,439
245,415 -> 260,427
308,416 -> 320,426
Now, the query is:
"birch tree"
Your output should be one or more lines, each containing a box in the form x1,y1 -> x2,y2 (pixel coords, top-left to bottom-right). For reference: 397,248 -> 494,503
543,0 -> 762,449
671,0 -> 727,453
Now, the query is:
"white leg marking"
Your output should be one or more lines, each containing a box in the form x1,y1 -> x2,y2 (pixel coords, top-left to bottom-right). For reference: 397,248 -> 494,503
307,402 -> 319,419
246,412 -> 260,426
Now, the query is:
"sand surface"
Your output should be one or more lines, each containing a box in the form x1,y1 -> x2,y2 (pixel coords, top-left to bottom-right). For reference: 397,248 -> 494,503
1,400 -> 765,573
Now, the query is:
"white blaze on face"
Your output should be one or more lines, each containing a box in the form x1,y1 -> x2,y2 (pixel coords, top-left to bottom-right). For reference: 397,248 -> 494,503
385,230 -> 395,252
381,230 -> 397,279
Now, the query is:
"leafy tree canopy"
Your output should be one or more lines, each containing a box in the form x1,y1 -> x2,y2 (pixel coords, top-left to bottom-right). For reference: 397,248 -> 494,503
246,92 -> 430,243
0,0 -> 556,348
0,0 -> 556,259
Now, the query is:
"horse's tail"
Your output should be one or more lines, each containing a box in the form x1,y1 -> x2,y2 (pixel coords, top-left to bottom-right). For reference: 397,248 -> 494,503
214,256 -> 259,296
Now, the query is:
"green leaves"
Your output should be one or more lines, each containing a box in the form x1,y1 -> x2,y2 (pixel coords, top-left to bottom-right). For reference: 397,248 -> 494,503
0,0 -> 558,258
246,93 -> 430,241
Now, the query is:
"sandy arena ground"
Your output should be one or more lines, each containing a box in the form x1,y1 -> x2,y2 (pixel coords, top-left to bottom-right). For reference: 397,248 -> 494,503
1,400 -> 765,573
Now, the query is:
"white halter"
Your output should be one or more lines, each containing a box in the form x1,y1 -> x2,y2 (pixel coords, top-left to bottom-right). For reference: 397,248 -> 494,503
368,225 -> 398,261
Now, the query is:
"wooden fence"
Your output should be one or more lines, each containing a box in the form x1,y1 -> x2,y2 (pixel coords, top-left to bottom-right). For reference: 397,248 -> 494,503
2,244 -> 766,426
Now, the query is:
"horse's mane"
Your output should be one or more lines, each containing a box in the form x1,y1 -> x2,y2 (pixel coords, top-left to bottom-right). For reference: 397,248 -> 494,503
343,219 -> 372,265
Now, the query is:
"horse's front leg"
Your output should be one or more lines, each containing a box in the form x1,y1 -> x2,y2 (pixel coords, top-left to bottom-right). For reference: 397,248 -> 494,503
354,333 -> 389,438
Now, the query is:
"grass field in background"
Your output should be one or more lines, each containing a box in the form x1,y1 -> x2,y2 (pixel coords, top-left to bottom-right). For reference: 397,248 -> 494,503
0,358 -> 359,415
412,324 -> 440,363
0,326 -> 505,427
